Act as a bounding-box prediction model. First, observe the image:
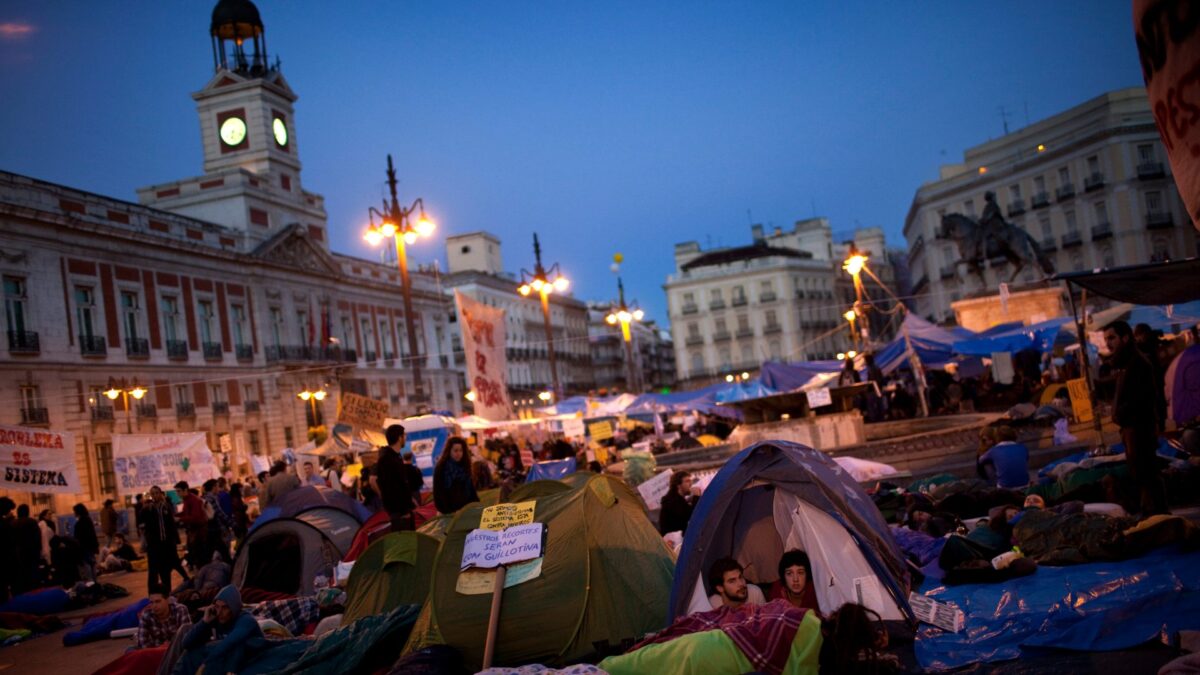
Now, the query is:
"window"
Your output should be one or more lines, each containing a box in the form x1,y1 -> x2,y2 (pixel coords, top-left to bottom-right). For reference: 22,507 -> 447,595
766,309 -> 778,326
1087,155 -> 1100,174
161,296 -> 180,342
1152,236 -> 1170,261
1039,216 -> 1052,239
714,317 -> 727,333
231,304 -> 247,346
1070,252 -> 1083,272
690,352 -> 703,372
1064,210 -> 1077,233
1033,176 -> 1045,192
121,291 -> 140,341
687,322 -> 699,338
283,426 -> 294,449
1146,190 -> 1164,214
198,300 -> 215,344
1100,245 -> 1115,268
95,442 -> 115,495
1008,184 -> 1021,201
769,340 -> 781,360
341,317 -> 354,347
460,245 -> 470,254
243,384 -> 255,403
380,319 -> 392,356
710,289 -> 723,302
731,286 -> 745,303
740,345 -> 753,363
75,286 -> 98,339
248,430 -> 260,455
1093,201 -> 1108,225
737,314 -> 750,331
1137,143 -> 1156,163
963,199 -> 976,217
360,317 -> 373,349
296,309 -> 309,345
209,384 -> 224,404
1058,166 -> 1071,186
174,384 -> 191,404
682,292 -> 694,305
269,307 -> 284,347
20,384 -> 41,411
4,276 -> 28,334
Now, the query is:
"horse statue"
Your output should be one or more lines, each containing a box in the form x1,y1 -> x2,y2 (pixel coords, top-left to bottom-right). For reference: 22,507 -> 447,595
937,213 -> 1055,285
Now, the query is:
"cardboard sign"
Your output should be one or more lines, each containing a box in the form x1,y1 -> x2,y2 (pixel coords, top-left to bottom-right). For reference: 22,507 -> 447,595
991,352 -> 1014,385
456,558 -> 543,595
1066,377 -> 1094,423
909,592 -> 965,633
461,523 -> 545,570
805,388 -> 833,408
338,393 -> 389,430
479,501 -> 536,531
588,420 -> 614,440
637,469 -> 674,509
0,425 -> 81,495
562,417 -> 586,439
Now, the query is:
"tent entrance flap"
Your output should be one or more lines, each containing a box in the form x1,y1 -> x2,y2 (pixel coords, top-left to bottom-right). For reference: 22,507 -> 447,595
245,532 -> 302,594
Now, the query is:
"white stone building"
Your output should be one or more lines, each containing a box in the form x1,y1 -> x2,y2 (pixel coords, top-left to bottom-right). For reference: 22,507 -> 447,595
905,87 -> 1198,322
586,303 -> 676,394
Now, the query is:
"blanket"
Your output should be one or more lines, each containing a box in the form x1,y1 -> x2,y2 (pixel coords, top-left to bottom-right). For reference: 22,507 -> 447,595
1013,510 -> 1198,565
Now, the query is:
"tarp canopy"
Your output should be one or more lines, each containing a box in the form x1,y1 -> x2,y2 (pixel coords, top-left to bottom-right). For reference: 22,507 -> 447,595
951,317 -> 1073,356
1054,257 -> 1200,305
342,532 -> 440,625
758,360 -> 842,392
403,473 -> 676,670
524,457 -> 577,482
670,441 -> 913,623
714,380 -> 777,403
625,383 -> 743,418
233,506 -> 361,596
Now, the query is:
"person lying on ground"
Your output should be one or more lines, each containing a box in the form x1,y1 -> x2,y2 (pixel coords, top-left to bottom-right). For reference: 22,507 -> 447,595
769,549 -> 820,615
175,585 -> 263,675
708,557 -> 765,610
137,592 -> 191,649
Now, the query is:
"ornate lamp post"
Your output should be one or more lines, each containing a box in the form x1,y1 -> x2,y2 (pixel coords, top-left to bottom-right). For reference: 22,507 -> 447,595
605,278 -> 645,391
363,155 -> 436,407
296,387 -> 326,427
104,378 -> 147,434
517,234 -> 569,400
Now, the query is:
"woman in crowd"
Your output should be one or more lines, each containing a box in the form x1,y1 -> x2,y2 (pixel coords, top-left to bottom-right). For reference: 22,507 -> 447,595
433,436 -> 479,514
72,503 -> 99,582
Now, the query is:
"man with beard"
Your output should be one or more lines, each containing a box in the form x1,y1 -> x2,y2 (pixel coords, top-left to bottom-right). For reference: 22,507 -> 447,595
707,558 -> 765,610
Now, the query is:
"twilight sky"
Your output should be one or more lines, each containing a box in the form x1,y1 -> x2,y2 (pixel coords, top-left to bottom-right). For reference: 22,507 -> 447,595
0,1 -> 1143,322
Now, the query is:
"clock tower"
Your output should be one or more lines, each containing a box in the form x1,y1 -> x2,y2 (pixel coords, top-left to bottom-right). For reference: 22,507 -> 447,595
138,0 -> 328,247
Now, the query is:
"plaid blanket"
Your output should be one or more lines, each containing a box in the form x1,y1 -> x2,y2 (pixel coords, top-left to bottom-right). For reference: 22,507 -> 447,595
630,600 -> 809,675
250,597 -> 319,635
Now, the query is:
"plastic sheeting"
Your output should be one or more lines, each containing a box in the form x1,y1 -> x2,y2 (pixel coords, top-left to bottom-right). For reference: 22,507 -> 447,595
952,317 -> 1072,356
915,545 -> 1200,671
525,457 -> 577,482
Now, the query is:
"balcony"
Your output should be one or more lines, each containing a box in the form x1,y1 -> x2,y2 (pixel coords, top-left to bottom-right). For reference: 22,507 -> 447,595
685,335 -> 704,346
1030,192 -> 1050,209
735,327 -> 754,338
264,345 -> 343,364
79,334 -> 106,356
175,402 -> 196,418
383,352 -> 395,365
235,344 -> 253,362
1084,172 -> 1105,192
1006,199 -> 1025,217
1137,161 -> 1166,180
202,341 -> 222,360
1055,183 -> 1075,201
342,348 -> 358,363
709,301 -> 725,310
712,330 -> 731,342
91,405 -> 114,422
1146,211 -> 1174,229
731,296 -> 747,307
136,403 -> 157,418
20,407 -> 49,426
212,401 -> 230,416
165,339 -> 188,360
243,400 -> 260,413
1040,237 -> 1058,251
763,323 -> 782,334
759,292 -> 777,303
1061,231 -> 1083,248
681,304 -> 698,315
364,350 -> 377,363
7,330 -> 39,354
1091,222 -> 1113,240
125,337 -> 150,358
939,265 -> 957,280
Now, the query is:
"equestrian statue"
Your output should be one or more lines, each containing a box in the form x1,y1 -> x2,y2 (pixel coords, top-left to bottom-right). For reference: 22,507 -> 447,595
937,191 -> 1055,285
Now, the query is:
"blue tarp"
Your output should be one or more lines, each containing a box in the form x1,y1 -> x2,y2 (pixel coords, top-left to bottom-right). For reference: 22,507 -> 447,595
915,545 -> 1200,671
525,457 -> 577,482
1127,300 -> 1200,333
713,380 -> 777,403
626,383 -> 743,418
759,360 -> 841,391
952,317 -> 1072,356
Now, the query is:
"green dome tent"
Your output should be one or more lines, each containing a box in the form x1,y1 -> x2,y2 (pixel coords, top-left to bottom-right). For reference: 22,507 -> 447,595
341,532 -> 441,625
404,473 -> 675,670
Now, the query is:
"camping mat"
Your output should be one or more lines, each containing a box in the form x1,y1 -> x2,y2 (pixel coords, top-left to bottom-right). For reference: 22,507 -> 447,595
914,545 -> 1200,671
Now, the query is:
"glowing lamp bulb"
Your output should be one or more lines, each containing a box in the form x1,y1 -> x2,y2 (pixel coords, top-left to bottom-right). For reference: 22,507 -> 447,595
605,314 -> 618,325
725,374 -> 734,383
844,310 -> 857,322
538,391 -> 553,402
313,390 -> 327,401
741,372 -> 750,380
415,217 -> 435,237
131,387 -> 147,400
363,229 -> 384,246
518,284 -> 532,296
104,388 -> 120,400
843,254 -> 867,277
465,390 -> 476,402
553,277 -> 569,292
633,309 -> 644,321
847,350 -> 858,358
402,231 -> 418,245
298,391 -> 312,401
837,352 -> 846,361
379,221 -> 398,238
531,278 -> 545,292
617,310 -> 632,323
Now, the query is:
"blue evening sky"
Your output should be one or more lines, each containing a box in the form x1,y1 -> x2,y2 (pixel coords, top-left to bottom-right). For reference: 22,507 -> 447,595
0,1 -> 1143,323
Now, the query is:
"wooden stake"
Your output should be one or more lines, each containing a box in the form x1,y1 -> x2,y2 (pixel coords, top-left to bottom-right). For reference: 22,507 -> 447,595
481,564 -> 507,668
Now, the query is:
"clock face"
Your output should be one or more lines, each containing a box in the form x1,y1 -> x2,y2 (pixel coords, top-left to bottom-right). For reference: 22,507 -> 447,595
273,117 -> 288,147
219,116 -> 247,146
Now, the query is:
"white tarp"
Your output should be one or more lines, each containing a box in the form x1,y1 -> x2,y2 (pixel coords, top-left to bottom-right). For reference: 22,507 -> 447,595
831,456 -> 899,483
0,425 -> 81,495
112,433 -> 220,496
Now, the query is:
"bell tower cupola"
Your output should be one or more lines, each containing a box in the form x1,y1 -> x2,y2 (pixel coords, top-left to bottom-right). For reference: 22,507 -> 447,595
210,0 -> 269,75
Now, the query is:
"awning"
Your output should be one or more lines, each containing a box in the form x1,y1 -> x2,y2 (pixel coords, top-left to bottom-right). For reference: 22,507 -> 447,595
1054,257 -> 1200,305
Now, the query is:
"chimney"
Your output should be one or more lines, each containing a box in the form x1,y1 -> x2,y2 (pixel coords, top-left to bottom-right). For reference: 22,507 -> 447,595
751,224 -> 764,243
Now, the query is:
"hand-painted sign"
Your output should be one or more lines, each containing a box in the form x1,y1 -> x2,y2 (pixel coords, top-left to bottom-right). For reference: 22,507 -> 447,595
461,523 -> 545,570
479,500 -> 536,531
338,393 -> 389,430
0,425 -> 81,495
455,291 -> 513,421
112,433 -> 219,496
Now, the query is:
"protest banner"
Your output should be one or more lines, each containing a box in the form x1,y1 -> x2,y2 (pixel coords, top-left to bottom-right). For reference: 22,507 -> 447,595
338,393 -> 389,430
455,291 -> 513,421
112,433 -> 219,497
636,469 -> 673,509
562,417 -> 586,439
480,501 -> 536,531
1066,377 -> 1094,423
588,420 -> 613,440
460,523 -> 545,570
805,388 -> 832,409
0,425 -> 81,495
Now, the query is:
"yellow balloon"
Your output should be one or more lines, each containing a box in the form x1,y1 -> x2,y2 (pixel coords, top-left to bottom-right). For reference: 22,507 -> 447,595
613,253 -> 624,263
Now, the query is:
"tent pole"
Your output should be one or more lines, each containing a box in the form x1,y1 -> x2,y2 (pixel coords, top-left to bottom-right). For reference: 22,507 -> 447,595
1066,283 -> 1104,446
482,565 -> 507,668
901,310 -> 930,418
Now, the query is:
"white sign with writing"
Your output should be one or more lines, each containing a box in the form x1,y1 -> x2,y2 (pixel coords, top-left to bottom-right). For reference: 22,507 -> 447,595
461,522 -> 545,570
112,433 -> 220,497
805,388 -> 833,409
562,417 -> 586,439
637,469 -> 674,509
0,425 -> 82,495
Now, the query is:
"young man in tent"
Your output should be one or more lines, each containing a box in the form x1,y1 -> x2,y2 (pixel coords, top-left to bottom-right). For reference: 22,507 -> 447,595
708,558 -> 766,610
174,585 -> 263,674
769,550 -> 820,614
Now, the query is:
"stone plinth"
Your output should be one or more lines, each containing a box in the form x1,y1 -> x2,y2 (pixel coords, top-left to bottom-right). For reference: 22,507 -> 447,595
951,286 -> 1066,332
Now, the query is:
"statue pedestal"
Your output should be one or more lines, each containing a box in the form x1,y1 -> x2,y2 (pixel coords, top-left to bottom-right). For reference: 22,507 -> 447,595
951,285 -> 1066,332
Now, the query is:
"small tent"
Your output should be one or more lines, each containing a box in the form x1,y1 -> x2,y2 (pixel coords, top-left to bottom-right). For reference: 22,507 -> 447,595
254,485 -> 370,531
233,506 -> 361,596
404,473 -> 676,669
342,532 -> 440,624
670,440 -> 913,622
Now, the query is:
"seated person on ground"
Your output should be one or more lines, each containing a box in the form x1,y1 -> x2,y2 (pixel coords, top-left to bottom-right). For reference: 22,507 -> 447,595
108,533 -> 140,561
137,592 -> 192,649
707,557 -> 765,610
176,585 -> 263,675
175,552 -> 232,594
769,549 -> 820,614
978,426 -> 1030,490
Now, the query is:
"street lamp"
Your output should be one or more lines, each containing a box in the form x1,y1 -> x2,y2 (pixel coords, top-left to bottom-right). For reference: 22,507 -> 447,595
297,388 -> 326,431
724,372 -> 750,383
362,154 -> 436,409
843,308 -> 859,350
517,233 -> 569,400
605,277 -> 645,392
104,378 -> 147,434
